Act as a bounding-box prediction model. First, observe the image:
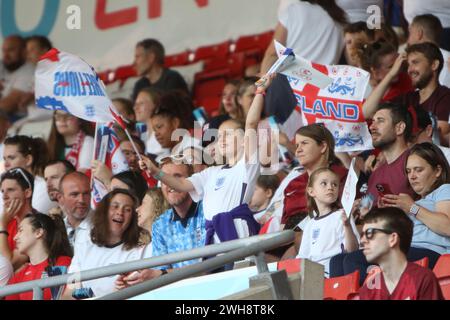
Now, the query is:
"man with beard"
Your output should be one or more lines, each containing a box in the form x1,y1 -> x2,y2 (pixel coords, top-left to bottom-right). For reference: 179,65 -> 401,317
359,207 -> 443,300
407,14 -> 450,88
115,159 -> 205,289
363,42 -> 450,146
58,172 -> 92,253
43,160 -> 75,213
366,102 -> 415,205
0,35 -> 34,120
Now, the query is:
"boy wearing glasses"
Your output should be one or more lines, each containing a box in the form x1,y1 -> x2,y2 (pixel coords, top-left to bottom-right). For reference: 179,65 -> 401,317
359,207 -> 443,300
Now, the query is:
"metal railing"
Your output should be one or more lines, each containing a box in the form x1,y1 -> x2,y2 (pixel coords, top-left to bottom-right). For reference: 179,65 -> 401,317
0,231 -> 294,300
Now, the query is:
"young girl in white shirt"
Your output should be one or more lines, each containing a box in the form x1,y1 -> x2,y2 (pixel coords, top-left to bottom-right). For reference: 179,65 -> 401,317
297,167 -> 359,277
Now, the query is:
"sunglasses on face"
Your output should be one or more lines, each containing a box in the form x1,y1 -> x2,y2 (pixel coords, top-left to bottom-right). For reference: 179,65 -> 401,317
362,227 -> 393,240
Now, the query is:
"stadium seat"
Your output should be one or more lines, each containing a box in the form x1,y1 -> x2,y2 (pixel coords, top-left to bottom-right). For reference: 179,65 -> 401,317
414,257 -> 429,268
193,76 -> 227,115
234,30 -> 274,54
277,258 -> 301,274
111,65 -> 137,87
433,254 -> 450,300
233,30 -> 274,68
324,270 -> 360,300
192,40 -> 231,63
202,53 -> 245,78
165,51 -> 191,68
434,254 -> 450,278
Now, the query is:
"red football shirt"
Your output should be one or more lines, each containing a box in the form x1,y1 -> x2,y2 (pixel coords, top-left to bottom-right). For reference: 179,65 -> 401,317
6,219 -> 18,251
359,262 -> 444,300
382,72 -> 413,102
5,256 -> 72,300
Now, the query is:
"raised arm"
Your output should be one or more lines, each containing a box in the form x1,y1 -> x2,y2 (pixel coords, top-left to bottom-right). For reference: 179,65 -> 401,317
362,53 -> 407,119
139,156 -> 194,193
245,74 -> 276,163
260,23 -> 288,75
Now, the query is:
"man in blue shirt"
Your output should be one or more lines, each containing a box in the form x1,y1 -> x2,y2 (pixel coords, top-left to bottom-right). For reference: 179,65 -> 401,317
115,159 -> 205,289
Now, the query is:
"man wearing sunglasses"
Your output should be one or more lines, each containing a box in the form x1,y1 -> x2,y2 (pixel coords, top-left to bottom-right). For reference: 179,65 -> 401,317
359,207 -> 443,300
0,168 -> 38,270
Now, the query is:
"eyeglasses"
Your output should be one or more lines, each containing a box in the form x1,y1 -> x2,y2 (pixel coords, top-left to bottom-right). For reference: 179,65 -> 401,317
158,154 -> 195,166
10,168 -> 32,189
362,228 -> 393,240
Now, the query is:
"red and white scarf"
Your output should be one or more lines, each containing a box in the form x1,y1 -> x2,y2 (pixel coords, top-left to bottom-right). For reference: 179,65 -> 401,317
65,131 -> 85,169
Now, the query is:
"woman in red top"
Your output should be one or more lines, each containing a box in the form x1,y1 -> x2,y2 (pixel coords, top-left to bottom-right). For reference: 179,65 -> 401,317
356,40 -> 413,102
6,213 -> 73,300
281,123 -> 348,226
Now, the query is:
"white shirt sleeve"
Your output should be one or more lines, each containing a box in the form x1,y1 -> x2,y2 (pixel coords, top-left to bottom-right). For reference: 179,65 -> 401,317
9,64 -> 34,93
278,2 -> 292,28
187,166 -> 213,202
32,176 -> 58,214
0,255 -> 13,286
77,135 -> 94,170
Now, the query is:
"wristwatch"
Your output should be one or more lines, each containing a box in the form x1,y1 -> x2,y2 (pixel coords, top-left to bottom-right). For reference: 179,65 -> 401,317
409,204 -> 420,217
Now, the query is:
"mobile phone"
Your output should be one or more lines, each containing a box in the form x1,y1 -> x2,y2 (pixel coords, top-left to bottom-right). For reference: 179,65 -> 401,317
375,183 -> 393,197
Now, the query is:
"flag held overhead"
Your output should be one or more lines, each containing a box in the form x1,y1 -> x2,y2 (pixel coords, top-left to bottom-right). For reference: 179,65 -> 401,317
35,48 -> 119,124
271,41 -> 333,89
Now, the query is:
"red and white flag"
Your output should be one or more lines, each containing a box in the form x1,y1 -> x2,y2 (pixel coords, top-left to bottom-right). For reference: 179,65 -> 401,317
91,123 -> 129,208
35,48 -> 122,125
273,41 -> 373,152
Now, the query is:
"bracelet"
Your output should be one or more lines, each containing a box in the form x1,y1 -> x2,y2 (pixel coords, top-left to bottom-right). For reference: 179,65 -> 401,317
0,230 -> 9,237
154,170 -> 165,181
256,87 -> 266,96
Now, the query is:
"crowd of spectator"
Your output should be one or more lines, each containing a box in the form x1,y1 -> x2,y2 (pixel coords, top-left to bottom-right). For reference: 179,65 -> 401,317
0,0 -> 449,300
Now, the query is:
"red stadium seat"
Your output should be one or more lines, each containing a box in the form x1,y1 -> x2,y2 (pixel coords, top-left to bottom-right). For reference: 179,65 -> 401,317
110,65 -> 137,87
234,30 -> 274,53
202,53 -> 245,78
324,270 -> 360,300
192,40 -> 231,63
434,254 -> 450,279
233,30 -> 273,68
193,76 -> 227,115
414,257 -> 429,268
277,258 -> 301,274
164,51 -> 191,68
433,254 -> 450,300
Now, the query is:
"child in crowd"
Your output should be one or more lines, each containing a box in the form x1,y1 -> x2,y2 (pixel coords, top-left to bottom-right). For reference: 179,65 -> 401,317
297,167 -> 359,277
249,175 -> 280,223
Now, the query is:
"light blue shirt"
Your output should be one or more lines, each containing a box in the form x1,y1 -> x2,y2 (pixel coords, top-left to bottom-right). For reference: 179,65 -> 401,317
151,201 -> 206,269
412,184 -> 450,254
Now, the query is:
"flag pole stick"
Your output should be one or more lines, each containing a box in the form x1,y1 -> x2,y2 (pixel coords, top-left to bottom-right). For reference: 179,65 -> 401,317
123,127 -> 144,162
90,122 -> 99,188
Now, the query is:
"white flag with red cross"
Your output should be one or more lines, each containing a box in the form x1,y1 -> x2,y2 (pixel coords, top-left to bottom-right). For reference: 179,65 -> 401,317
272,41 -> 373,152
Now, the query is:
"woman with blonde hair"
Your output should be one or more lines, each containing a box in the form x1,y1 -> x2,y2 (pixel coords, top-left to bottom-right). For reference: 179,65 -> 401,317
137,187 -> 170,241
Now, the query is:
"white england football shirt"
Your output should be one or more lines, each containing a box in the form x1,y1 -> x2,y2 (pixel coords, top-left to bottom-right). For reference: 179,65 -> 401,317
297,209 -> 359,276
187,156 -> 260,240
